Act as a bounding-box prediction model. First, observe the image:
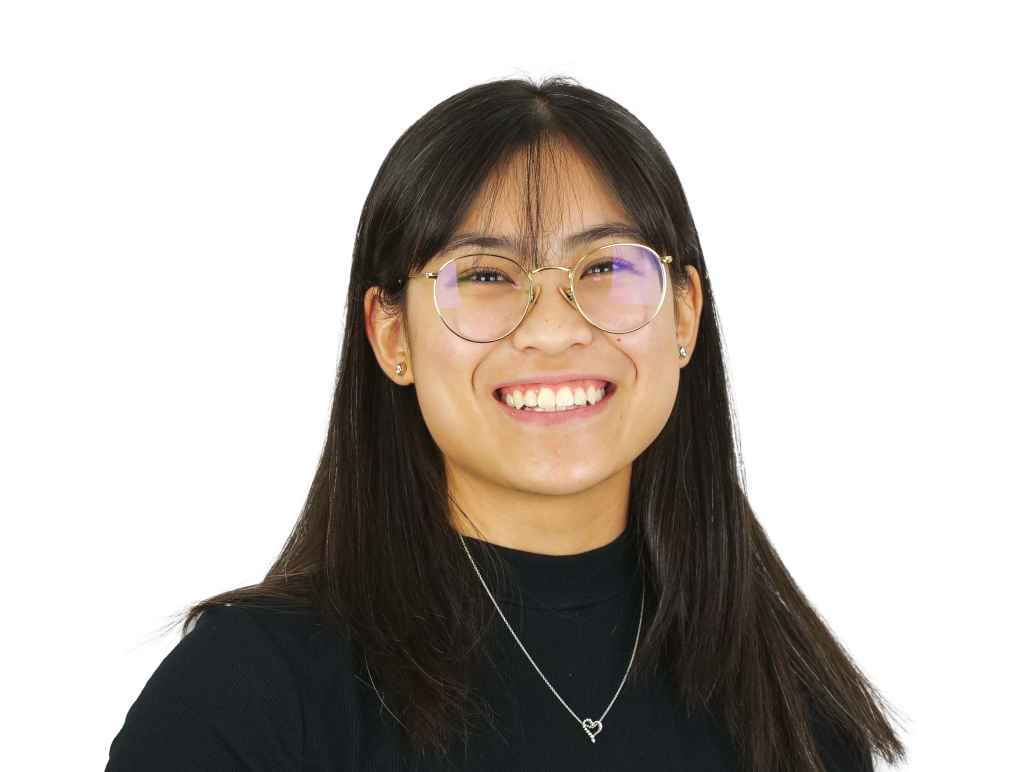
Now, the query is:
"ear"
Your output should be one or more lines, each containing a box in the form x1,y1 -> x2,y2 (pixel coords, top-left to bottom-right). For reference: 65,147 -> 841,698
673,265 -> 703,365
363,285 -> 412,384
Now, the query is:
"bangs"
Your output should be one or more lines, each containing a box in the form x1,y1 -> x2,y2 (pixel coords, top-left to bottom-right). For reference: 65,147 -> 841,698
415,133 -> 642,276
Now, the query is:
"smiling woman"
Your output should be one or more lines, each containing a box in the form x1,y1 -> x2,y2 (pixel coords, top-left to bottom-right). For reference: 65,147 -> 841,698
106,76 -> 908,771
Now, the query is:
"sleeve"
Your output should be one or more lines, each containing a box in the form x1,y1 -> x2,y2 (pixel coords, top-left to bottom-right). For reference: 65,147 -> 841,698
105,604 -> 305,771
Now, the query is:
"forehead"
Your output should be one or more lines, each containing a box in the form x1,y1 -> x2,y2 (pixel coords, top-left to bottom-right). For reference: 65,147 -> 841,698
453,140 -> 635,262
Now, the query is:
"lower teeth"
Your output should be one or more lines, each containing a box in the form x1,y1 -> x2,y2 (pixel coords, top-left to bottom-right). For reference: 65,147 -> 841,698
517,396 -> 604,412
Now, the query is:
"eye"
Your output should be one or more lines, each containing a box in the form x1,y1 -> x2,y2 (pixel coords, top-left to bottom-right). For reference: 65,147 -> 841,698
581,258 -> 638,278
458,267 -> 515,284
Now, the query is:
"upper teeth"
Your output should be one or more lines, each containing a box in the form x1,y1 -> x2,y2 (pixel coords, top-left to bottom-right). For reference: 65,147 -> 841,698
499,382 -> 608,412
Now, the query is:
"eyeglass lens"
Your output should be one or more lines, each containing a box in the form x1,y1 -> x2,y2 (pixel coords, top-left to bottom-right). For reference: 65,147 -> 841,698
433,244 -> 665,342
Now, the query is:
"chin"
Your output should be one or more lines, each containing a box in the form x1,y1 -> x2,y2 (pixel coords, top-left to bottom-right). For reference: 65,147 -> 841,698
508,467 -> 616,496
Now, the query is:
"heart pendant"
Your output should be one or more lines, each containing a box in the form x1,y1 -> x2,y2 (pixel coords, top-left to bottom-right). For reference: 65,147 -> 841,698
581,717 -> 603,743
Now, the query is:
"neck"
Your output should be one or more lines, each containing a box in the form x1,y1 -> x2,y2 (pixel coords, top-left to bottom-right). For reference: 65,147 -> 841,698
445,460 -> 631,556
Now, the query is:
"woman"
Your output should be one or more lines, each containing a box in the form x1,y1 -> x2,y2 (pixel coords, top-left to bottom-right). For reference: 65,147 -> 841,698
106,76 -> 907,770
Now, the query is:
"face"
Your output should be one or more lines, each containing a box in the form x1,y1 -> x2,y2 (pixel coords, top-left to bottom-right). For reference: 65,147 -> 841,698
365,142 -> 703,544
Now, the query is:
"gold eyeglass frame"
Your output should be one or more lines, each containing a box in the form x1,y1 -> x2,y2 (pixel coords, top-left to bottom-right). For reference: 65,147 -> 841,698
409,242 -> 675,343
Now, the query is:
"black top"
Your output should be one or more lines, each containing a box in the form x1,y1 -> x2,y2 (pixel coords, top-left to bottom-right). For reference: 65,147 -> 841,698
106,526 -> 872,770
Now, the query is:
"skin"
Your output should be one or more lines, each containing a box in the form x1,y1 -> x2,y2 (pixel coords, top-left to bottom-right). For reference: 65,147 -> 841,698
364,142 -> 703,556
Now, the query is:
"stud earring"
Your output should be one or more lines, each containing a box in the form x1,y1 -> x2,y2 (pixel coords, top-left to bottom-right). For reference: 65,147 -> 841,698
394,361 -> 406,376
678,344 -> 688,358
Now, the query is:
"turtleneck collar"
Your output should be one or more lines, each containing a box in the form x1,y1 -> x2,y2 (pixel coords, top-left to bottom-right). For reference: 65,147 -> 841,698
458,524 -> 640,610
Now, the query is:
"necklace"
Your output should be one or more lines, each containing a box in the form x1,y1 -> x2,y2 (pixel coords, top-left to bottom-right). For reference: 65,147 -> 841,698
458,533 -> 645,744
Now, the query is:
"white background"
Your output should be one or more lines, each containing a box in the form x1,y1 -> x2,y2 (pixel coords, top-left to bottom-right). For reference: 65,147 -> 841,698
2,1 -> 1025,769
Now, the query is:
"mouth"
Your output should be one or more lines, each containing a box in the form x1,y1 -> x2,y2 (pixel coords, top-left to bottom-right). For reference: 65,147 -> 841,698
491,380 -> 617,414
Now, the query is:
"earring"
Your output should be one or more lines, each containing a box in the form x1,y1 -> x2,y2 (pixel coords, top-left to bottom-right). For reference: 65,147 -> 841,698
678,344 -> 688,358
394,361 -> 406,376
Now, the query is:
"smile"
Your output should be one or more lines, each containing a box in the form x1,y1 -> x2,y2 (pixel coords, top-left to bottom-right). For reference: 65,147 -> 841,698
494,380 -> 611,411
491,380 -> 616,424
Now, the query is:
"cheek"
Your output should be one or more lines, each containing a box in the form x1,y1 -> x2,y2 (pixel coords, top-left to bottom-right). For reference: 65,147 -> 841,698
417,338 -> 467,401
618,323 -> 681,420
630,343 -> 680,405
407,295 -> 472,405
410,334 -> 490,446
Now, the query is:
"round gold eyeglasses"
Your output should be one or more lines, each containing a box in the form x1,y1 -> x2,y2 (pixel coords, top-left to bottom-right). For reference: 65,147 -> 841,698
405,242 -> 675,344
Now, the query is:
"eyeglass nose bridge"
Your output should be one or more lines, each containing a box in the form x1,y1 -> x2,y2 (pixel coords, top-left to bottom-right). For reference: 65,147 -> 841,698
524,264 -> 579,313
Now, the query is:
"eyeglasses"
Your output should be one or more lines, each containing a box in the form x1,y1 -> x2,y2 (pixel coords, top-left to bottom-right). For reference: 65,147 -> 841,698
407,242 -> 674,343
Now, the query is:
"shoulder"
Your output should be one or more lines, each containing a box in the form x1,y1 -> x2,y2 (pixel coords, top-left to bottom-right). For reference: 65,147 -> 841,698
148,600 -> 341,704
201,599 -> 350,668
106,600 -> 356,771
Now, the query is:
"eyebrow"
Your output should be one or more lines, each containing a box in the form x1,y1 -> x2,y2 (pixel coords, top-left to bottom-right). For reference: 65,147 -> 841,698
439,222 -> 645,256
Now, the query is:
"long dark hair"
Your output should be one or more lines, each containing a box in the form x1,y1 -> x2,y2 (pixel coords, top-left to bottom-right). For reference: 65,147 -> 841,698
169,75 -> 907,770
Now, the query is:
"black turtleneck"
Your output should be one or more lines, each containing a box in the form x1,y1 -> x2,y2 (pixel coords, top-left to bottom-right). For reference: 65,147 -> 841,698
105,526 -> 872,770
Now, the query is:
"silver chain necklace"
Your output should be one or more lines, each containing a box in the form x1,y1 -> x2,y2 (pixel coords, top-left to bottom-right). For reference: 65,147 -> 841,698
458,533 -> 645,744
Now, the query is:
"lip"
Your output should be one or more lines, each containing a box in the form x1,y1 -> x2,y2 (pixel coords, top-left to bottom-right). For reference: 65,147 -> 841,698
492,382 -> 617,425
